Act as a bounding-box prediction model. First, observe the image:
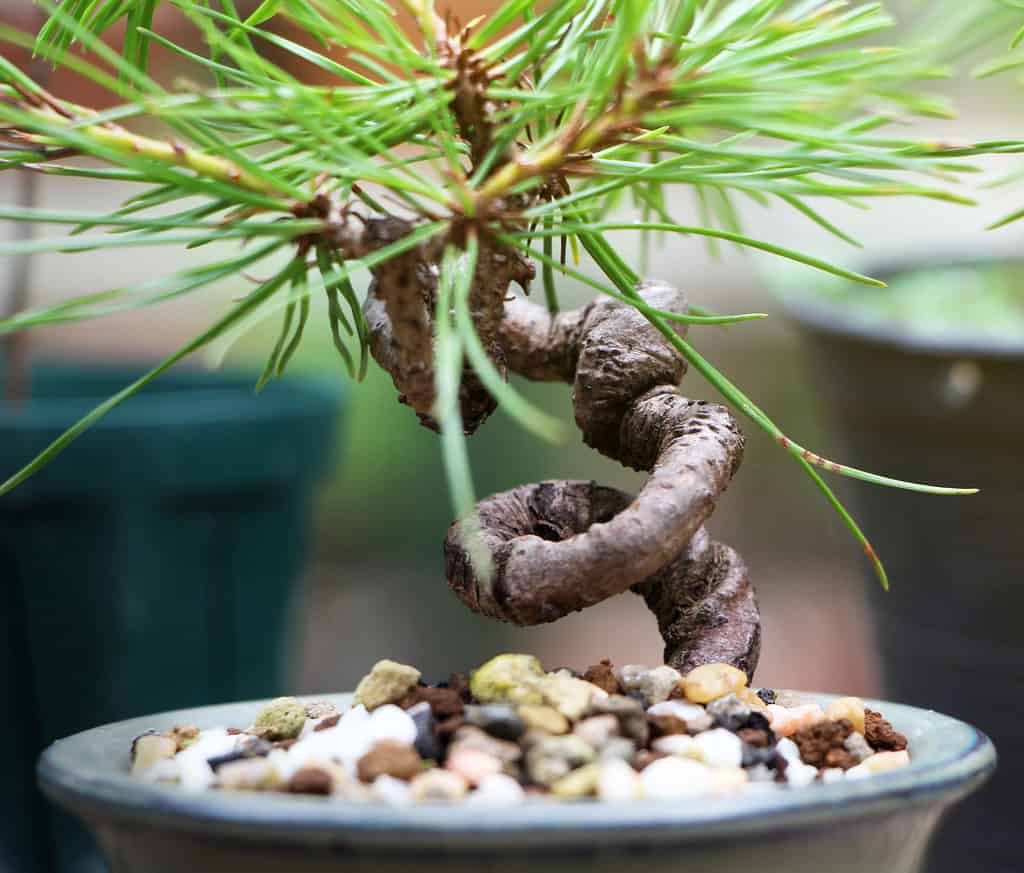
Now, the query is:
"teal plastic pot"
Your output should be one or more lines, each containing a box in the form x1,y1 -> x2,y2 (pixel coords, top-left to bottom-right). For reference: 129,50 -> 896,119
1,361 -> 343,873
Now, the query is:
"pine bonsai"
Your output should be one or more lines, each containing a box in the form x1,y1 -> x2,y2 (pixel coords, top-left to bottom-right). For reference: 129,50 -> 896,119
0,0 -> 1007,674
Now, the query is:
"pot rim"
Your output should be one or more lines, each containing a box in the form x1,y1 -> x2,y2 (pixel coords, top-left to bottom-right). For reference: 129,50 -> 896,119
37,691 -> 995,852
780,252 -> 1024,359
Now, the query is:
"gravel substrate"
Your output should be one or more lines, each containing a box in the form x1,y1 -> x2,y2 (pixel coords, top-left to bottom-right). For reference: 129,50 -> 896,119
130,654 -> 909,804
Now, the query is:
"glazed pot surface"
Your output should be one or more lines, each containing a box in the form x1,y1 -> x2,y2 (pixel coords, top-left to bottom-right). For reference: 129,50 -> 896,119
38,693 -> 994,873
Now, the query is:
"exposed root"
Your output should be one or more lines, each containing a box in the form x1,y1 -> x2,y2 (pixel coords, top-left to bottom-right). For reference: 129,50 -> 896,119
444,280 -> 761,676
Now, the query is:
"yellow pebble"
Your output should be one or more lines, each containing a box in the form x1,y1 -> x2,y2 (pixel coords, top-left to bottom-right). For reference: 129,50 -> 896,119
737,687 -> 768,712
518,704 -> 570,735
682,663 -> 748,704
826,697 -> 866,735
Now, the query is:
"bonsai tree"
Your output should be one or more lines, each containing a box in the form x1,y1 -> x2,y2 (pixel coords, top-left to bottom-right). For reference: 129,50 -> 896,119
0,0 -> 1005,675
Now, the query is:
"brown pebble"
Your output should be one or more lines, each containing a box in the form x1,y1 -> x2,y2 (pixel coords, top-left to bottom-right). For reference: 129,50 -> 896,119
274,738 -> 298,751
668,682 -> 688,700
647,714 -> 687,739
448,673 -> 473,702
357,740 -> 422,783
633,750 -> 667,771
792,719 -> 854,768
169,725 -> 199,751
583,660 -> 622,695
436,715 -> 465,739
288,767 -> 333,795
399,685 -> 464,720
314,714 -> 341,732
226,728 -> 243,736
864,709 -> 908,752
824,747 -> 859,770
737,727 -> 773,749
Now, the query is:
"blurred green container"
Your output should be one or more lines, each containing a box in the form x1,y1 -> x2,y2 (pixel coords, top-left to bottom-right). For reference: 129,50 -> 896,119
0,361 -> 343,873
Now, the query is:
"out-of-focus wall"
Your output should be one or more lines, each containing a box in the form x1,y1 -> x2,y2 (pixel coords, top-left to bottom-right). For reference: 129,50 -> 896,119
2,0 -> 1022,695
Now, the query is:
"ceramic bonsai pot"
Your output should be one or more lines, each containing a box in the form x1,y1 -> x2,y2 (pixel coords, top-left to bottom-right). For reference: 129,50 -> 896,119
785,256 -> 1024,873
1,361 -> 343,873
38,692 -> 993,873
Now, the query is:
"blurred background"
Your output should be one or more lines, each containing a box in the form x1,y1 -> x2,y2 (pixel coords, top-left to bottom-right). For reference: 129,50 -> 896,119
1,2 -> 1022,872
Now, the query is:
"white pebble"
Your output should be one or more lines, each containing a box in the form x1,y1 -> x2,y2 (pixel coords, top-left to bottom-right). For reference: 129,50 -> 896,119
597,759 -> 642,802
821,768 -> 845,784
365,704 -> 418,746
651,734 -> 696,757
466,773 -> 526,806
640,757 -> 712,799
692,728 -> 742,768
784,762 -> 818,788
774,737 -> 802,766
371,774 -> 412,806
647,700 -> 706,722
174,729 -> 236,792
138,758 -> 179,784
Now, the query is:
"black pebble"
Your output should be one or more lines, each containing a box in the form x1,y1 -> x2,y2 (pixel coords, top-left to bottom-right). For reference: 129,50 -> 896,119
206,737 -> 271,770
464,704 -> 525,742
744,711 -> 773,733
756,688 -> 777,706
741,743 -> 778,769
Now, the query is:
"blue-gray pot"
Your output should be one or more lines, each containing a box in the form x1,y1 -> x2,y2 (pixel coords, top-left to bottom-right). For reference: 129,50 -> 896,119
38,693 -> 993,873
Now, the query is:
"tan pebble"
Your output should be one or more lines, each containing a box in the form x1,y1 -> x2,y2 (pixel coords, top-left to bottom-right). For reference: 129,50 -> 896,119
767,703 -> 824,737
540,673 -> 605,720
518,704 -> 570,735
861,750 -> 910,774
551,763 -> 601,799
217,757 -> 278,791
288,766 -> 334,795
826,697 -> 866,735
682,664 -> 748,704
445,747 -> 503,786
737,687 -> 769,713
410,768 -> 468,802
774,690 -> 806,708
356,740 -> 422,783
451,726 -> 522,762
131,735 -> 178,775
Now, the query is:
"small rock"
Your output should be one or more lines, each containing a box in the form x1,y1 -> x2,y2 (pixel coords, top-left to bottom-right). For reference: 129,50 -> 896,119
682,663 -> 748,704
864,709 -> 908,752
708,767 -> 748,794
583,660 -> 622,695
518,704 -> 570,735
632,750 -> 667,771
217,757 -> 278,791
357,740 -> 422,783
616,665 -> 683,706
651,734 -> 696,758
573,715 -> 619,749
821,768 -> 846,784
693,728 -> 743,769
399,685 -> 465,720
314,714 -> 341,732
371,774 -> 412,806
792,718 -> 855,769
784,761 -> 818,787
539,673 -> 604,720
466,773 -> 526,806
252,697 -> 307,741
843,731 -> 874,764
599,737 -> 637,763
647,700 -> 713,734
365,704 -> 418,747
597,759 -> 642,801
741,743 -> 778,769
767,703 -> 826,738
470,654 -> 545,705
451,726 -> 522,763
410,768 -> 468,802
736,724 -> 774,750
169,725 -> 200,751
707,693 -> 752,732
445,747 -> 503,786
464,704 -> 525,741
551,762 -> 601,799
852,749 -> 911,775
640,757 -> 713,798
774,690 -> 806,708
354,660 -> 422,711
647,714 -> 688,739
131,734 -> 178,775
737,687 -> 769,712
526,735 -> 596,786
588,696 -> 649,745
755,688 -> 777,706
826,697 -> 866,735
288,766 -> 334,795
303,700 -> 339,720
407,701 -> 442,761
